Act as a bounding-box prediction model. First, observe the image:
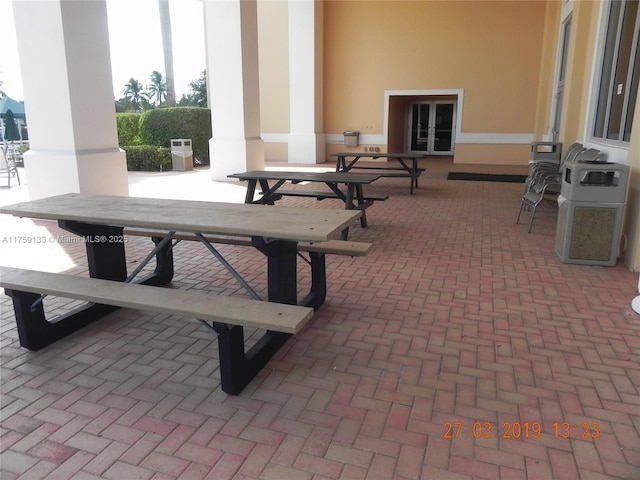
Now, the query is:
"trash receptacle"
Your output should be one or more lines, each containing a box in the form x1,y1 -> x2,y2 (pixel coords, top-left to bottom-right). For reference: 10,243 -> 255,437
171,139 -> 193,171
343,131 -> 359,147
555,159 -> 630,266
530,141 -> 562,164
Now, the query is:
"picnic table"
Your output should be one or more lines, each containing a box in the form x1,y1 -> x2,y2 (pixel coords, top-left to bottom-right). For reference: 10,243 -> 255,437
228,170 -> 387,239
331,152 -> 426,194
0,193 -> 362,394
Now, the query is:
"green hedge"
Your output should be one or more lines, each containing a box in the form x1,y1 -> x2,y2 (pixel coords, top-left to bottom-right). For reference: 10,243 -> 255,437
138,107 -> 211,165
116,113 -> 142,147
122,145 -> 171,171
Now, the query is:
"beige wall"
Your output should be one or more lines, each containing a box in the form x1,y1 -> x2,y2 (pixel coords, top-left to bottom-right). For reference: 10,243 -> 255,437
257,0 -> 640,270
258,1 -> 289,134
323,0 -> 547,163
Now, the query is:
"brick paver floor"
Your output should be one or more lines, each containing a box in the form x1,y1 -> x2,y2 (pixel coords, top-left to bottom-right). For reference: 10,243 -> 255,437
1,158 -> 639,479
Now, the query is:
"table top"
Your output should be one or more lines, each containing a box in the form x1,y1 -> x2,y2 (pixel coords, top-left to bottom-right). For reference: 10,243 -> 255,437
228,170 -> 382,184
0,193 -> 361,243
331,152 -> 425,159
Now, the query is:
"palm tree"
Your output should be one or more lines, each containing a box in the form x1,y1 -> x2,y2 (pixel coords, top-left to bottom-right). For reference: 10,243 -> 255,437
147,70 -> 167,107
122,78 -> 147,112
0,75 -> 5,99
158,0 -> 176,107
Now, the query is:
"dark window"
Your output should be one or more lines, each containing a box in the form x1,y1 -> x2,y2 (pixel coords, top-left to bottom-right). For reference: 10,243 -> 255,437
593,0 -> 639,143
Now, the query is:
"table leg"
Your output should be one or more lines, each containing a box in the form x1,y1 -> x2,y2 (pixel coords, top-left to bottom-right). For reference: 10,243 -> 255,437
251,237 -> 298,304
244,179 -> 258,204
353,184 -> 368,228
395,158 -> 418,194
59,220 -> 128,281
210,236 -> 327,395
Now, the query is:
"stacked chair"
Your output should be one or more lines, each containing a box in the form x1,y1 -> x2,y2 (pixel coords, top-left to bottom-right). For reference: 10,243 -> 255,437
516,142 -> 592,232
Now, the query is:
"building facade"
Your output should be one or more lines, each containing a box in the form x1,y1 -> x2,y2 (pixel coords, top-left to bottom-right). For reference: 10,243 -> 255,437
11,0 -> 640,271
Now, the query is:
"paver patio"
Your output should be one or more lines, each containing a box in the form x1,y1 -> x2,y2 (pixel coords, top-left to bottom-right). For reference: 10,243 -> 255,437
1,158 -> 639,479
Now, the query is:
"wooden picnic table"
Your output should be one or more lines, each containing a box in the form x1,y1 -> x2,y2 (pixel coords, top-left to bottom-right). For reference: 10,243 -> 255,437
228,170 -> 386,239
331,152 -> 426,194
0,193 -> 361,394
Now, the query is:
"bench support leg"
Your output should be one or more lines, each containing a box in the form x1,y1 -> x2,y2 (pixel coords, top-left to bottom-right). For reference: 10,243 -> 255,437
5,222 -> 177,351
213,323 -> 291,395
4,289 -> 118,351
299,252 -> 327,310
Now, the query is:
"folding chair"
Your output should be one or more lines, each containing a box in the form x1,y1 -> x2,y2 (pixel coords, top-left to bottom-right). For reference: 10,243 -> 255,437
516,147 -> 603,233
0,144 -> 21,188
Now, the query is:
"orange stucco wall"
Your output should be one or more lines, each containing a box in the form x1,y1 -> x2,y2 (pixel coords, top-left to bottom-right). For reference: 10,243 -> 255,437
323,1 -> 547,161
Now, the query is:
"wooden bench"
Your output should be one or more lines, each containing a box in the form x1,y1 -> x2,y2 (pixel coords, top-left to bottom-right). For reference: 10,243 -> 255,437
0,266 -> 313,395
123,229 -> 373,256
348,166 -> 426,175
271,189 -> 388,203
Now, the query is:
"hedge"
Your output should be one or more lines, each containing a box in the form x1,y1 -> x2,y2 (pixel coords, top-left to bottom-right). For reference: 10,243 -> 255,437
138,107 -> 211,165
122,145 -> 171,171
116,113 -> 142,147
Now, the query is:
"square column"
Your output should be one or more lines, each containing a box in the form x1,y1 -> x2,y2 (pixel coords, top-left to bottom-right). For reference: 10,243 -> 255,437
13,1 -> 128,199
204,0 -> 264,180
288,0 -> 325,164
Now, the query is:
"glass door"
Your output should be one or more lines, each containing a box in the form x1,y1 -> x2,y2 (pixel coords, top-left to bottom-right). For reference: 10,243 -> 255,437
409,101 -> 455,155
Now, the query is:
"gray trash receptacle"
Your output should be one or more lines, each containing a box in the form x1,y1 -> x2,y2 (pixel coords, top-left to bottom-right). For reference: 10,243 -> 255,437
555,160 -> 630,266
171,139 -> 193,171
343,131 -> 359,147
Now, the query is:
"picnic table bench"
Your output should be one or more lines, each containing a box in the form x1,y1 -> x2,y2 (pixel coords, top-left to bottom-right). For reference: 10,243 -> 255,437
0,193 -> 363,395
331,152 -> 426,194
228,170 -> 387,239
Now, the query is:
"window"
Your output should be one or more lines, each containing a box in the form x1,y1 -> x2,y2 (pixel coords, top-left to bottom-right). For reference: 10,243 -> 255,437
593,0 -> 639,143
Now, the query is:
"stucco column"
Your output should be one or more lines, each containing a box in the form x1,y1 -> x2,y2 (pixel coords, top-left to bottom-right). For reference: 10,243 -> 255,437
12,0 -> 128,200
204,0 -> 264,181
288,0 -> 325,164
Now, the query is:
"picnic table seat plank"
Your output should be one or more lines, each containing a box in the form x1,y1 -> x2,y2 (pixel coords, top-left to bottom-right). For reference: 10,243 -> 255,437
0,267 -> 313,334
123,228 -> 373,256
270,189 -> 388,202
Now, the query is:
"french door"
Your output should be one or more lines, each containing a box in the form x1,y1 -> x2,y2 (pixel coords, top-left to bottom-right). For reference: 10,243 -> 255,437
408,101 -> 456,155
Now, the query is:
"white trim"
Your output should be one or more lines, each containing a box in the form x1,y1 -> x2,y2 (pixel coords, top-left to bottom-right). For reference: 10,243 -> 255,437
585,0 -> 635,150
585,1 -> 609,144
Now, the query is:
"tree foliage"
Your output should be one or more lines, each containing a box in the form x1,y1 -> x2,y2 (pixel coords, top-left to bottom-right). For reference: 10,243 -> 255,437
178,70 -> 207,108
121,78 -> 148,113
147,70 -> 167,107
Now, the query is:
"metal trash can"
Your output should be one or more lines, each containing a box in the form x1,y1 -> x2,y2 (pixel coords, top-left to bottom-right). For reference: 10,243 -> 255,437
555,159 -> 630,266
171,139 -> 193,171
343,131 -> 359,147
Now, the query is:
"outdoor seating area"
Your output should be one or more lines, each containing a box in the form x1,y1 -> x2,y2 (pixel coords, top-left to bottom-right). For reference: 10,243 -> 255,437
1,158 -> 639,479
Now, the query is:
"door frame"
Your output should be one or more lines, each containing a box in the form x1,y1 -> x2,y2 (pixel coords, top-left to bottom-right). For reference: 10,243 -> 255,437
384,89 -> 464,154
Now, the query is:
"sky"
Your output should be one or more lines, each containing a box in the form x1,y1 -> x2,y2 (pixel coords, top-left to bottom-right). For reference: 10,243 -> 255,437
0,0 -> 206,102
